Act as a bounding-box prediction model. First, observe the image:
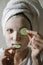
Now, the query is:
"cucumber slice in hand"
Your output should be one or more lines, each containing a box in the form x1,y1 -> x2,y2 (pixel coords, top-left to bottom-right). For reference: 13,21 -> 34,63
19,28 -> 27,35
12,44 -> 21,49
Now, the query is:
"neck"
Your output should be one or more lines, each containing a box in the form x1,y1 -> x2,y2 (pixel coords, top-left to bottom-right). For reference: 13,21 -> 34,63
14,48 -> 29,65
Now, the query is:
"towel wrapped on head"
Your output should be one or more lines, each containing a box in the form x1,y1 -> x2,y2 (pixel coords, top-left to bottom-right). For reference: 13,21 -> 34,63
2,0 -> 40,35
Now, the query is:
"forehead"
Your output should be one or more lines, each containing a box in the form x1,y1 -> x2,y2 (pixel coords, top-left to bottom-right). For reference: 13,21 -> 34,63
5,15 -> 30,30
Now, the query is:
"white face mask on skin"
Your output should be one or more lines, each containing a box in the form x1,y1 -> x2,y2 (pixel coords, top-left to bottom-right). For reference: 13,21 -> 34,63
4,16 -> 30,51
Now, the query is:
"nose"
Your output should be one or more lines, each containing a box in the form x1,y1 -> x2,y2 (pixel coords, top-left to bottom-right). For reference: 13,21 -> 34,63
12,31 -> 17,41
12,31 -> 21,41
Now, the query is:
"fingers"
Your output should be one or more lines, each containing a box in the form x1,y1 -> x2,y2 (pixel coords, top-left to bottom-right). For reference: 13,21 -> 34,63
26,30 -> 43,39
32,36 -> 43,49
30,36 -> 43,51
27,30 -> 43,45
28,31 -> 43,57
26,30 -> 39,41
26,30 -> 38,36
27,34 -> 32,40
30,39 -> 41,57
29,36 -> 37,49
27,30 -> 36,41
34,39 -> 43,49
5,47 -> 16,56
30,41 -> 40,57
30,36 -> 39,49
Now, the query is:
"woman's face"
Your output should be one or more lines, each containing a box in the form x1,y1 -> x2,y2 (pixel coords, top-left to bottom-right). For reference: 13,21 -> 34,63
4,15 -> 31,51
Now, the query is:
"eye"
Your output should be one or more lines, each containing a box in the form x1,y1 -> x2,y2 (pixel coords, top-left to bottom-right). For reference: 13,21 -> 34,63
6,28 -> 13,34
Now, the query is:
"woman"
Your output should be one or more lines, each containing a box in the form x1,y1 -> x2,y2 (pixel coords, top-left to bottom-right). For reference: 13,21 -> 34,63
0,0 -> 43,65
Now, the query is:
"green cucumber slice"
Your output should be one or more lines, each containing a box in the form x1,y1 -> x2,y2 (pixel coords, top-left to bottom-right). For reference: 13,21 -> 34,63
19,28 -> 27,35
12,44 -> 21,49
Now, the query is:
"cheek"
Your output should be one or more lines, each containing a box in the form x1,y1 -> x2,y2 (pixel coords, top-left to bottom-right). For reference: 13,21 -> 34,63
4,34 -> 12,47
4,33 -> 11,41
21,36 -> 29,46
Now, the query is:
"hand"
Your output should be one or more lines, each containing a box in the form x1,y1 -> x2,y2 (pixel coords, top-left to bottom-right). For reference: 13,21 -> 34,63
27,30 -> 43,58
5,47 -> 16,55
2,47 -> 16,65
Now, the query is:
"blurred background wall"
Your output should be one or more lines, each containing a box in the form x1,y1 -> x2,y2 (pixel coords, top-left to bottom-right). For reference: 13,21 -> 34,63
0,0 -> 9,48
0,0 -> 43,48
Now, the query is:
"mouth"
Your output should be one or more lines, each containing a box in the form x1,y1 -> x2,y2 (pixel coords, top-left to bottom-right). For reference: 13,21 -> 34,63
12,42 -> 21,49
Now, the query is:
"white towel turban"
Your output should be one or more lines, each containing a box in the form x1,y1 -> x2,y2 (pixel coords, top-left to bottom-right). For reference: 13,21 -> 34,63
2,0 -> 40,35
